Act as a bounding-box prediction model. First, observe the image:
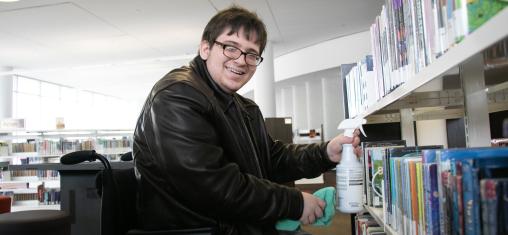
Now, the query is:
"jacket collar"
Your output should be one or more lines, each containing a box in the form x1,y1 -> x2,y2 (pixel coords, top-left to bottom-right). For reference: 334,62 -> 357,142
190,56 -> 235,112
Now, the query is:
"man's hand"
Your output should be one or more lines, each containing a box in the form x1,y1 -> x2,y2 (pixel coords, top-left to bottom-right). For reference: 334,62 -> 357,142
299,192 -> 325,225
326,129 -> 361,163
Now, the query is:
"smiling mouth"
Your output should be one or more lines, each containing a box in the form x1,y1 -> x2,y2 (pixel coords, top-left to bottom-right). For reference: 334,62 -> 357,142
226,66 -> 246,75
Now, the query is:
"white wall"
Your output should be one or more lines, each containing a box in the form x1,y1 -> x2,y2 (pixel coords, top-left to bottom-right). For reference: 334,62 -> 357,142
415,78 -> 448,147
237,31 -> 370,141
275,67 -> 342,141
267,31 -> 371,141
416,120 -> 448,147
306,80 -> 323,129
274,31 -> 371,82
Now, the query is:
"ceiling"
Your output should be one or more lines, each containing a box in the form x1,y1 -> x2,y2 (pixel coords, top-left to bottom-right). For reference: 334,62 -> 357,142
0,0 -> 383,101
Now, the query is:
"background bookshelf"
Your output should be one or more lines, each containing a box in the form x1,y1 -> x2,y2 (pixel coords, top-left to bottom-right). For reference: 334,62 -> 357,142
0,129 -> 133,211
341,4 -> 508,235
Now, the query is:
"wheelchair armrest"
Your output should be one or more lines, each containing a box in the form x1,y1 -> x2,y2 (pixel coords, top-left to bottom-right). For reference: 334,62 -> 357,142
126,227 -> 214,235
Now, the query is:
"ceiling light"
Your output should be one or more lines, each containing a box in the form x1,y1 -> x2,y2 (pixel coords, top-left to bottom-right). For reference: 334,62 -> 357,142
0,0 -> 20,2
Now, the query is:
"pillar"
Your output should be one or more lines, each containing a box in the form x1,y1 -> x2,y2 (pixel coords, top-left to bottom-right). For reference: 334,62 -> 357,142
253,42 -> 276,117
0,66 -> 13,119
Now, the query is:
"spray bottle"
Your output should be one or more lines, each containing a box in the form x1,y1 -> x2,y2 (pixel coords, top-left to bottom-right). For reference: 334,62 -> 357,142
336,117 -> 366,213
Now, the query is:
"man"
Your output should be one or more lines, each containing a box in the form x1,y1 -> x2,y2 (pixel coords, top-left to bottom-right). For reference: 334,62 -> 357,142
133,5 -> 360,235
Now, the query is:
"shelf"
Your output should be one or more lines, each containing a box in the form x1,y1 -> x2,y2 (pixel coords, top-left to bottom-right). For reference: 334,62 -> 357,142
11,204 -> 60,212
0,129 -> 133,134
97,147 -> 131,155
0,149 -> 129,159
0,188 -> 37,194
360,8 -> 508,118
8,161 -> 133,171
0,129 -> 133,140
364,206 -> 397,235
384,224 -> 397,235
1,152 -> 60,158
364,206 -> 384,227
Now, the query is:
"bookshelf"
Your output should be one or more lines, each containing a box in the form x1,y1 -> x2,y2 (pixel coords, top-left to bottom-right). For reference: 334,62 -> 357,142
11,204 -> 60,212
360,7 -> 508,118
0,129 -> 133,211
343,4 -> 508,235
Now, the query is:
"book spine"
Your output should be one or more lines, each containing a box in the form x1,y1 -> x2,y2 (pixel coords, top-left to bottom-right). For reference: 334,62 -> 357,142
461,159 -> 476,235
437,151 -> 451,234
416,161 -> 425,235
480,179 -> 497,235
409,160 -> 419,235
455,161 -> 464,235
502,181 -> 508,234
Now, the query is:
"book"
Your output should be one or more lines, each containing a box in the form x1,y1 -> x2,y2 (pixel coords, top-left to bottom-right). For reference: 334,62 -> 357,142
422,149 -> 440,235
385,145 -> 442,233
362,140 -> 406,208
467,0 -> 508,33
416,160 -> 425,235
480,178 -> 500,235
438,147 -> 508,235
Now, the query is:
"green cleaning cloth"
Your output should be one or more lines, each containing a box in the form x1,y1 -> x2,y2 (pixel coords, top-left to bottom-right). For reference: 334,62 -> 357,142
276,186 -> 336,231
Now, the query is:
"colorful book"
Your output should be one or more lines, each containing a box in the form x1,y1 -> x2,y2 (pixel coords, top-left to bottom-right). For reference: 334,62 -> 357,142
438,147 -> 508,235
467,0 -> 508,33
422,149 -> 440,235
362,140 -> 406,208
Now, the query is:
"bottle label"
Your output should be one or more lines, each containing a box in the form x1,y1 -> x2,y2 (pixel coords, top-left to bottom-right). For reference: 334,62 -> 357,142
336,167 -> 363,187
336,166 -> 364,210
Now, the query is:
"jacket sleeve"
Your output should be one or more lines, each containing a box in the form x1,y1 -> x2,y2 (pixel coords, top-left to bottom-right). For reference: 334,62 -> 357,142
137,83 -> 303,223
267,134 -> 337,183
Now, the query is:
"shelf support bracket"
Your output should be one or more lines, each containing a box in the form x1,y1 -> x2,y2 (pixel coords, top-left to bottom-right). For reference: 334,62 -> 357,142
460,53 -> 491,147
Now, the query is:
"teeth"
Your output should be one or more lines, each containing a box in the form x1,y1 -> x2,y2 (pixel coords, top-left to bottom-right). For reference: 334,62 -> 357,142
227,66 -> 245,75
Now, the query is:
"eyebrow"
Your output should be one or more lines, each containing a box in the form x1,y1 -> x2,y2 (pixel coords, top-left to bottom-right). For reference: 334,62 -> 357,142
222,40 -> 260,55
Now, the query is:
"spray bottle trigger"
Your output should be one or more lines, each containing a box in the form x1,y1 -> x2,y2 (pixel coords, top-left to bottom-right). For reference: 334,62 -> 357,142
359,125 -> 367,137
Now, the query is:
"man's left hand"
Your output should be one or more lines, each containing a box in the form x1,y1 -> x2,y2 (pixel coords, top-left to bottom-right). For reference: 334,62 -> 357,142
326,129 -> 361,163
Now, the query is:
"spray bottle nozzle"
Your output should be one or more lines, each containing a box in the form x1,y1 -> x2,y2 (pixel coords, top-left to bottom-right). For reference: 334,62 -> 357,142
337,117 -> 367,138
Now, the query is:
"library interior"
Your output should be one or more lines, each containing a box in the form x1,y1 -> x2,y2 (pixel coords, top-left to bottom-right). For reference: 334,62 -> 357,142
0,1 -> 507,235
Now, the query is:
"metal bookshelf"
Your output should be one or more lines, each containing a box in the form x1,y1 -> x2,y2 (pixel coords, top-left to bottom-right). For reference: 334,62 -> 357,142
355,7 -> 508,235
0,129 -> 133,214
359,8 -> 508,118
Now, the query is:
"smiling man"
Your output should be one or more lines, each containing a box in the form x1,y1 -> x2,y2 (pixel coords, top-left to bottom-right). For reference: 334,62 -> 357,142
133,5 -> 360,235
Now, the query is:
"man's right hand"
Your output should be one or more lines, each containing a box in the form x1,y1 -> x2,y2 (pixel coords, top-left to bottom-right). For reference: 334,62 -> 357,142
299,192 -> 325,225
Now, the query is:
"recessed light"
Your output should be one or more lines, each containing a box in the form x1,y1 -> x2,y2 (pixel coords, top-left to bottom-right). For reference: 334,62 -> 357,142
0,0 -> 20,2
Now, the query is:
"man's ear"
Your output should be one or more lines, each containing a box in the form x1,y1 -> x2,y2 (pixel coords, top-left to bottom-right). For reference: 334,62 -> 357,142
199,40 -> 210,60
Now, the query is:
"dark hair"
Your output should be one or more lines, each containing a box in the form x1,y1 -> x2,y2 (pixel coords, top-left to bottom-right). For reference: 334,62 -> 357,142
201,5 -> 267,54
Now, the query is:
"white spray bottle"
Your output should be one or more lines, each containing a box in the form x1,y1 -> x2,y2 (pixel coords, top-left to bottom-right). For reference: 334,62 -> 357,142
336,117 -> 366,213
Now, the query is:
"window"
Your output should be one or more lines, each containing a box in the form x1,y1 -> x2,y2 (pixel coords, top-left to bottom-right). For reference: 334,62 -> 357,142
12,75 -> 138,130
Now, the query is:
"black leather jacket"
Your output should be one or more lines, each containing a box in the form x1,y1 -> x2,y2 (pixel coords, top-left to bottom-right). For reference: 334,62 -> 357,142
133,56 -> 336,234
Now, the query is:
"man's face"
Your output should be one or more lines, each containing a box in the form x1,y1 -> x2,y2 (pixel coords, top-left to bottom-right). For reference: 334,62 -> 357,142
199,27 -> 260,94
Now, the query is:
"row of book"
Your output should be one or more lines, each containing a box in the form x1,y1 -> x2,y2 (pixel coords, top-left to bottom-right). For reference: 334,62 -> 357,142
343,1 -> 507,118
8,156 -> 61,165
96,137 -> 131,149
362,140 -> 406,208
37,183 -> 60,205
484,37 -> 508,68
371,0 -> 507,95
0,187 -> 61,205
355,213 -> 386,235
343,56 -> 376,118
7,137 -> 132,156
362,142 -> 508,235
0,142 -> 8,156
7,169 -> 59,180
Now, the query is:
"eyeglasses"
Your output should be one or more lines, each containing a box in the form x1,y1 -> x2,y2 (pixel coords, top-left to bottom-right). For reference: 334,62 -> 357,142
214,41 -> 263,66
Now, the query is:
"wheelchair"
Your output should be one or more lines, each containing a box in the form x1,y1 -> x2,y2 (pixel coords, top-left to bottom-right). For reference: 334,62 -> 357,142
60,150 -> 213,235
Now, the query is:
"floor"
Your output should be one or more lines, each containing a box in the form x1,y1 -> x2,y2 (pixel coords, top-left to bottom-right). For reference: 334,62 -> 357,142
294,172 -> 353,235
301,212 -> 352,235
